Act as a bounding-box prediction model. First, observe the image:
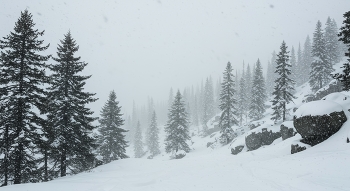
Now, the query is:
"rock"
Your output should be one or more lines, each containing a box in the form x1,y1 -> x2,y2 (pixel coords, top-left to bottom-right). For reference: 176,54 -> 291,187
206,142 -> 213,148
291,144 -> 307,154
294,101 -> 347,146
280,122 -> 297,141
175,150 -> 186,159
231,145 -> 244,155
303,79 -> 342,103
245,128 -> 281,151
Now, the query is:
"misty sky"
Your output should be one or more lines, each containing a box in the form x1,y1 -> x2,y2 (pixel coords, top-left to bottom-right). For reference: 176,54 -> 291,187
0,0 -> 349,116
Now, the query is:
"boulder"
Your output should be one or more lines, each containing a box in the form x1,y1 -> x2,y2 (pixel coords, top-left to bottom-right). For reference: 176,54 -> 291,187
291,144 -> 307,154
175,150 -> 186,159
294,100 -> 347,146
303,80 -> 342,103
231,145 -> 244,155
245,128 -> 281,151
291,140 -> 311,154
280,122 -> 297,141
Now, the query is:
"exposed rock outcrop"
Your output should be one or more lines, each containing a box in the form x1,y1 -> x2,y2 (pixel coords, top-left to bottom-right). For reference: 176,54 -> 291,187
294,100 -> 347,146
245,128 -> 281,151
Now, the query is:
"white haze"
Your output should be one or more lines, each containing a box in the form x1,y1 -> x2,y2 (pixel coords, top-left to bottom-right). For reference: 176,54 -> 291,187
0,0 -> 349,115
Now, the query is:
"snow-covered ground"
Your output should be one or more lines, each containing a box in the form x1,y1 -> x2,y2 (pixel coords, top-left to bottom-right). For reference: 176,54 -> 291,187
3,71 -> 350,191
3,103 -> 350,191
2,127 -> 349,191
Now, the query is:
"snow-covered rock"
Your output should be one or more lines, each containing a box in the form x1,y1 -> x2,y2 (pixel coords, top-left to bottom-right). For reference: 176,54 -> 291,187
280,121 -> 297,140
294,100 -> 347,146
294,100 -> 343,118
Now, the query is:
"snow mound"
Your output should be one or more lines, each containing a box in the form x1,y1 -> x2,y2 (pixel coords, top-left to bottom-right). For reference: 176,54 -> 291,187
294,100 -> 343,118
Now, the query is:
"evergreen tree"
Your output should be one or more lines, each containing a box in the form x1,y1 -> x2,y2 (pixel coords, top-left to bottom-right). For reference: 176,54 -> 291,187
145,97 -> 155,149
266,60 -> 274,95
168,88 -> 174,108
296,43 -> 303,86
290,46 -> 297,85
302,35 -> 312,84
249,59 -> 267,121
165,91 -> 190,154
309,20 -> 333,92
332,11 -> 350,90
147,111 -> 160,156
134,121 -> 144,158
271,41 -> 296,123
219,62 -> 238,144
0,10 -> 50,184
202,77 -> 215,133
129,101 -> 137,142
97,90 -> 128,164
47,31 -> 98,177
266,51 -> 277,95
325,17 -> 340,65
237,67 -> 246,126
244,64 -> 252,122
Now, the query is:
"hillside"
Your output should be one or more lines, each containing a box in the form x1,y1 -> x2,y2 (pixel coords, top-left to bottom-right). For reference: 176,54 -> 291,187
2,79 -> 350,191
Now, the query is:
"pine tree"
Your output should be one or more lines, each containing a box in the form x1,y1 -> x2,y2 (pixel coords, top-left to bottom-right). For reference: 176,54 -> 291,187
0,103 -> 14,186
202,77 -> 215,133
266,51 -> 277,95
165,90 -> 190,154
332,11 -> 350,90
271,41 -> 296,123
302,36 -> 312,84
309,20 -> 333,92
168,88 -> 174,108
129,101 -> 137,143
249,59 -> 267,121
147,111 -> 160,157
134,121 -> 144,158
97,91 -> 128,164
47,31 -> 98,177
145,97 -> 155,149
219,62 -> 238,144
237,67 -> 246,126
290,46 -> 297,85
0,10 -> 50,184
325,17 -> 340,65
296,43 -> 303,86
244,64 -> 252,122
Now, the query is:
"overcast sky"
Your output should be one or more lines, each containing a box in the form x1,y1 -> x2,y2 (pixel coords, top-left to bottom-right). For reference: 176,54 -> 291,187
1,0 -> 349,116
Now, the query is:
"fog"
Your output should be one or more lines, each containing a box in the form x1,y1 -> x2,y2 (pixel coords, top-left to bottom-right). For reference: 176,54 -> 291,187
0,0 -> 349,115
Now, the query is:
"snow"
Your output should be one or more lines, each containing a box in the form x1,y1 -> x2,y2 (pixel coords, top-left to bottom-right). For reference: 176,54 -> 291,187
3,65 -> 350,191
294,100 -> 343,118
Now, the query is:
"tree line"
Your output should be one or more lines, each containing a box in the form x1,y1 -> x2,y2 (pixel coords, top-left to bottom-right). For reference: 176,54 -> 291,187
0,10 -> 128,186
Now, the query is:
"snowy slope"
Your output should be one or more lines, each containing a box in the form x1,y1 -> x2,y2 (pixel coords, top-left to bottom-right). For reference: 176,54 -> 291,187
3,76 -> 350,191
2,128 -> 349,191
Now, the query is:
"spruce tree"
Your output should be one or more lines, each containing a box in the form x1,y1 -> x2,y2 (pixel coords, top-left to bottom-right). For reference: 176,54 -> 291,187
296,43 -> 303,86
302,36 -> 312,84
202,77 -> 215,133
290,46 -> 297,85
249,59 -> 267,121
219,62 -> 238,144
147,111 -> 160,157
134,121 -> 144,158
164,90 -> 191,154
271,41 -> 295,122
237,69 -> 246,126
325,17 -> 340,65
332,11 -> 350,90
47,31 -> 98,177
266,51 -> 277,95
97,90 -> 128,164
0,10 -> 50,184
309,20 -> 333,92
